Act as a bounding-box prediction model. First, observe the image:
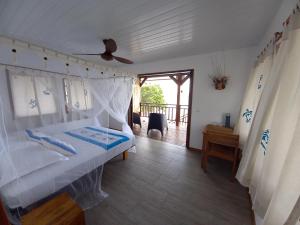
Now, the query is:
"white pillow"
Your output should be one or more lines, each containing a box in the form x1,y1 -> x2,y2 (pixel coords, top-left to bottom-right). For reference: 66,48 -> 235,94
25,129 -> 77,156
40,136 -> 77,156
25,129 -> 47,142
0,142 -> 68,188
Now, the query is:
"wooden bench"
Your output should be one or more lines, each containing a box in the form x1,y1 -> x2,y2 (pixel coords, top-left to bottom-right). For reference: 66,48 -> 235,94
21,193 -> 85,225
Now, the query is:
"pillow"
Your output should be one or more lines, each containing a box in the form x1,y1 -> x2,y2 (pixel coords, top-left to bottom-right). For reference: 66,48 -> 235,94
0,142 -> 68,188
25,129 -> 47,142
41,136 -> 77,156
25,129 -> 77,156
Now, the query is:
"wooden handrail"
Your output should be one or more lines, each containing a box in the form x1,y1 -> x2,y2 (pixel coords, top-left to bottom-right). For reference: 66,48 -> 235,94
140,103 -> 189,124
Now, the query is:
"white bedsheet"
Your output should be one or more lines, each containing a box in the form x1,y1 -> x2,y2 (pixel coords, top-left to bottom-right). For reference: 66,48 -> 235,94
0,141 -> 68,188
0,119 -> 134,208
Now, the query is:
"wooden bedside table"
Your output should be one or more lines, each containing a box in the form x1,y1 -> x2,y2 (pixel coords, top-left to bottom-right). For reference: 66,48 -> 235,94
201,125 -> 240,179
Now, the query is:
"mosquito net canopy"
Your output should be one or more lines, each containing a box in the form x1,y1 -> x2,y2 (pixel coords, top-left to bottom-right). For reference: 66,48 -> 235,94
0,65 -> 136,224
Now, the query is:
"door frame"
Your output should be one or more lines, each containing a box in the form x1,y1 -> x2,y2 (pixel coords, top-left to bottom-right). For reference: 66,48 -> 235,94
131,69 -> 194,148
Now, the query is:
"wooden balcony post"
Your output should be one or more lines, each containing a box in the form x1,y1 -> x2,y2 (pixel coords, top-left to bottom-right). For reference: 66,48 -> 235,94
176,75 -> 182,127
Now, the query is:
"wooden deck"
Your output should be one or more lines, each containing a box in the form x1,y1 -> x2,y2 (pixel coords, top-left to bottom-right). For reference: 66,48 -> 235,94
132,117 -> 187,147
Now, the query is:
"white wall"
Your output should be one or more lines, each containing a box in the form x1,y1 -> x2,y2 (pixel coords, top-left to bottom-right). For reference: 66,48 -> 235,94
121,47 -> 256,149
0,37 -> 125,132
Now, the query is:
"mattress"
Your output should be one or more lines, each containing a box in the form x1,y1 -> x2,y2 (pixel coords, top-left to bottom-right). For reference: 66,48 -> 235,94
0,119 -> 134,208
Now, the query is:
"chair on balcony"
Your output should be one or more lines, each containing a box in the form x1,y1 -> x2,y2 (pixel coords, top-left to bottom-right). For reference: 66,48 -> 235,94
147,113 -> 168,136
133,112 -> 142,127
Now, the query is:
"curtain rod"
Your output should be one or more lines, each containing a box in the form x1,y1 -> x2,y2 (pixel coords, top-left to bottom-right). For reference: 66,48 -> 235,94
0,63 -> 135,80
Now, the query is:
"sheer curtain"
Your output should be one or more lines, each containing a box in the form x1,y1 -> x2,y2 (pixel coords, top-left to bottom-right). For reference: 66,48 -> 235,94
87,77 -> 134,135
236,11 -> 300,225
132,79 -> 141,113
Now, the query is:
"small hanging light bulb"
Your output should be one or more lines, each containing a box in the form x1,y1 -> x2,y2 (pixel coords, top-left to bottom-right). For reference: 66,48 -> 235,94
11,48 -> 17,64
42,48 -> 48,69
65,62 -> 70,74
65,56 -> 70,74
86,67 -> 89,77
43,56 -> 48,69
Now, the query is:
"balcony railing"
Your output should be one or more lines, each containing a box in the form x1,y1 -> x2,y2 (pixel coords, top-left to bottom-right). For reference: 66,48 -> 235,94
140,103 -> 188,124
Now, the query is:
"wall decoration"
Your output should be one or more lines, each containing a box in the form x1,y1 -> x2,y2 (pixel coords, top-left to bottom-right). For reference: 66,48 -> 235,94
210,76 -> 228,90
209,53 -> 229,90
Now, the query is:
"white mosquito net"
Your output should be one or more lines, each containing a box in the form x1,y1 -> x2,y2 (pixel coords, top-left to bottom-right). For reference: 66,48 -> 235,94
0,65 -> 135,224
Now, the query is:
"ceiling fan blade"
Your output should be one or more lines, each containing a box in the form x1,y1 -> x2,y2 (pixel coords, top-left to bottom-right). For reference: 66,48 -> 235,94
103,39 -> 117,53
101,53 -> 113,61
114,56 -> 133,64
72,53 -> 101,55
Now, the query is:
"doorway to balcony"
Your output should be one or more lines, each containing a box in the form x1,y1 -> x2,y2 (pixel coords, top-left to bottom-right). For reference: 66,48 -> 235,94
131,70 -> 194,148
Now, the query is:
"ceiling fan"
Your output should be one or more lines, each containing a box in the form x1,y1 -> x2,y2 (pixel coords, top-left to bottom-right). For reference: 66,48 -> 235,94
72,39 -> 133,64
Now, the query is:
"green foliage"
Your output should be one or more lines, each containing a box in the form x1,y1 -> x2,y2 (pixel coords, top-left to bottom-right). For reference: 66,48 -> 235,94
141,84 -> 165,105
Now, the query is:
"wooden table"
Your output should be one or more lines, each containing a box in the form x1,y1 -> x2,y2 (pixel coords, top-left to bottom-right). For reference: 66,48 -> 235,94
21,193 -> 85,225
201,125 -> 240,179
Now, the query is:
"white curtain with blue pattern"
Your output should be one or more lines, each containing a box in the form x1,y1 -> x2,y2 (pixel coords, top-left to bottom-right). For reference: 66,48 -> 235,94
234,52 -> 273,149
236,11 -> 300,225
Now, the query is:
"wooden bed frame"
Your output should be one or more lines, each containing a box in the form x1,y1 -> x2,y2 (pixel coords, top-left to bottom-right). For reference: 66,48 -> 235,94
122,150 -> 128,160
0,198 -> 10,225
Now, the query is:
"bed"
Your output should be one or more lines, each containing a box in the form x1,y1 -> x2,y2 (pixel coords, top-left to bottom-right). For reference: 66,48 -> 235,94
0,119 -> 135,209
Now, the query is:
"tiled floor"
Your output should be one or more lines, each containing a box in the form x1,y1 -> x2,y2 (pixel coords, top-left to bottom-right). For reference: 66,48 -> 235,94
133,117 -> 187,147
86,136 -> 252,225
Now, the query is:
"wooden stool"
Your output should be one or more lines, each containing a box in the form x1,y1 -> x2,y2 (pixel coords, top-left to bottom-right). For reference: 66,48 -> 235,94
21,193 -> 85,225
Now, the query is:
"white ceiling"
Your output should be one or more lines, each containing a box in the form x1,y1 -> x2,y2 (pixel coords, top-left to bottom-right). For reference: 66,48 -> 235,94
0,0 -> 282,66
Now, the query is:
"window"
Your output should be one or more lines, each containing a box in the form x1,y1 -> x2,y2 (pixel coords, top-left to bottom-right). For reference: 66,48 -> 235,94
63,78 -> 92,111
9,71 -> 92,118
9,74 -> 57,117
